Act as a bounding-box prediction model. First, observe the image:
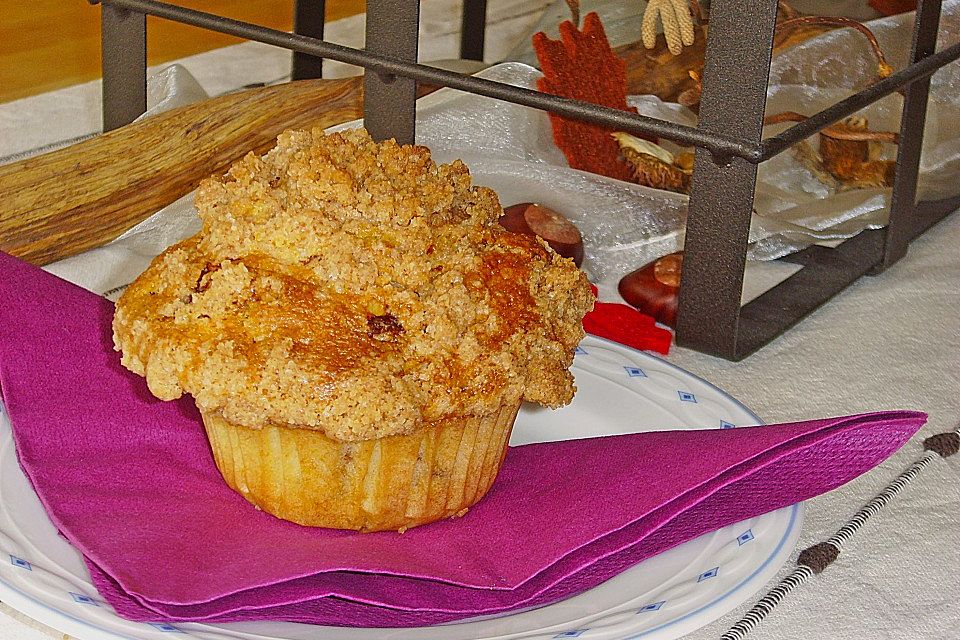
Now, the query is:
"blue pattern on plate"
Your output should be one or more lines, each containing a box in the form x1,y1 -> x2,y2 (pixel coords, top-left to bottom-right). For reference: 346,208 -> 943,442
678,391 -> 697,403
720,420 -> 736,429
638,600 -> 666,613
69,592 -> 99,606
574,346 -> 588,355
10,555 -> 31,570
148,622 -> 183,632
553,630 -> 590,638
737,530 -> 755,546
624,366 -> 647,378
697,567 -> 719,582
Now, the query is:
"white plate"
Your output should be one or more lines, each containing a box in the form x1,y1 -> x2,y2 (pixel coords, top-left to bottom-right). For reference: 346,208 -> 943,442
0,335 -> 801,640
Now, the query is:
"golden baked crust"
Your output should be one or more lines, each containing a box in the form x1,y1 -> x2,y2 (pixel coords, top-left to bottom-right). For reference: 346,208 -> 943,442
113,128 -> 593,442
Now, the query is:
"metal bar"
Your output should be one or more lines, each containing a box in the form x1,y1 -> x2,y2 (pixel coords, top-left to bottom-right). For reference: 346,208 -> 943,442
733,193 -> 960,359
460,0 -> 487,61
675,0 -> 779,359
761,40 -> 960,160
735,230 -> 885,359
89,0 -> 960,159
94,0 -> 758,158
909,193 -> 960,240
291,0 -> 326,80
734,192 -> 960,359
363,0 -> 420,144
98,1 -> 147,131
881,0 -> 943,269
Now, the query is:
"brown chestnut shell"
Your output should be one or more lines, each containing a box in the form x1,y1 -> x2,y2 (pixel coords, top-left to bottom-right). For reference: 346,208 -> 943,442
499,203 -> 584,267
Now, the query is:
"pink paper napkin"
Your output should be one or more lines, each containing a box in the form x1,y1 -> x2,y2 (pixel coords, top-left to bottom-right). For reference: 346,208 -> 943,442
0,251 -> 925,627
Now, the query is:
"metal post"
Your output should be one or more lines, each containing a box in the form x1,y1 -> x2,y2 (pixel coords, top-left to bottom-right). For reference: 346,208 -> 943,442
460,0 -> 487,61
292,0 -> 326,80
880,0 -> 943,269
99,1 -> 147,131
675,0 -> 779,359
363,0 -> 420,144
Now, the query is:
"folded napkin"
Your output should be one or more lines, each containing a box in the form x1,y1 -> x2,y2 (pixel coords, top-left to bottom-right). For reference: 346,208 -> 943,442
0,251 -> 925,627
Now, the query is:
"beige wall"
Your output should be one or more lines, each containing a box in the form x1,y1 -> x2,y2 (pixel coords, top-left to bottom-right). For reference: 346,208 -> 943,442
0,1 -> 365,104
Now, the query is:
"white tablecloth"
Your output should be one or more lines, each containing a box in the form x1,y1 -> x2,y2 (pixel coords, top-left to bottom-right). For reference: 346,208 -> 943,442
2,1 -> 958,638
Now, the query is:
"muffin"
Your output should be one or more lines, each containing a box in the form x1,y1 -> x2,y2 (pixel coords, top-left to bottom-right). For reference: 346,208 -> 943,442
113,128 -> 593,531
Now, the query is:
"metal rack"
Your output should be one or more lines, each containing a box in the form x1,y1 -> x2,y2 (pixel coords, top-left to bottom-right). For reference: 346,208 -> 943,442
90,0 -> 960,360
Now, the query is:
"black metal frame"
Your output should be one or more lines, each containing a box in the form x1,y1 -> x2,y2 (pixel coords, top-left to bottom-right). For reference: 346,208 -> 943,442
90,0 -> 959,360
291,0 -> 325,80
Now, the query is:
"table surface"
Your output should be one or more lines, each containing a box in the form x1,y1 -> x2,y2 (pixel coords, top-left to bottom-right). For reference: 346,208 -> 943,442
2,2 -> 958,639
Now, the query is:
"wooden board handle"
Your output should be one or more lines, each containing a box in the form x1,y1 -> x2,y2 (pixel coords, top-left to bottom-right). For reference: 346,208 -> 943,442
0,76 -> 364,266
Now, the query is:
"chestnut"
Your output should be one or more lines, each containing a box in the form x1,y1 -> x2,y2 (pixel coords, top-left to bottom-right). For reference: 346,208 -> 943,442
618,252 -> 683,327
499,203 -> 584,266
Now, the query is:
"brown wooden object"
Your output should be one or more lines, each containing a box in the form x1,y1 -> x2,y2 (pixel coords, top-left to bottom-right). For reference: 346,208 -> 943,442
0,77 -> 364,266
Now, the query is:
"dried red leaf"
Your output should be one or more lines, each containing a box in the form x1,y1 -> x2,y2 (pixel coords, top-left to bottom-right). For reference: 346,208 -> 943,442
533,12 -> 646,182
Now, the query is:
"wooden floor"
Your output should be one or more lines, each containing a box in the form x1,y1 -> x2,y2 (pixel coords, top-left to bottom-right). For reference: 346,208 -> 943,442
0,0 -> 366,104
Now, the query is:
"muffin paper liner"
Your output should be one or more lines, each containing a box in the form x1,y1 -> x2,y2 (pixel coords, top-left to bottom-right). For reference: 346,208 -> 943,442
0,252 -> 925,627
201,402 -> 518,531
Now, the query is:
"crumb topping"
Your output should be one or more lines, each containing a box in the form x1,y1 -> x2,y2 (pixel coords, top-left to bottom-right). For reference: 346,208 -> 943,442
113,128 -> 593,441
